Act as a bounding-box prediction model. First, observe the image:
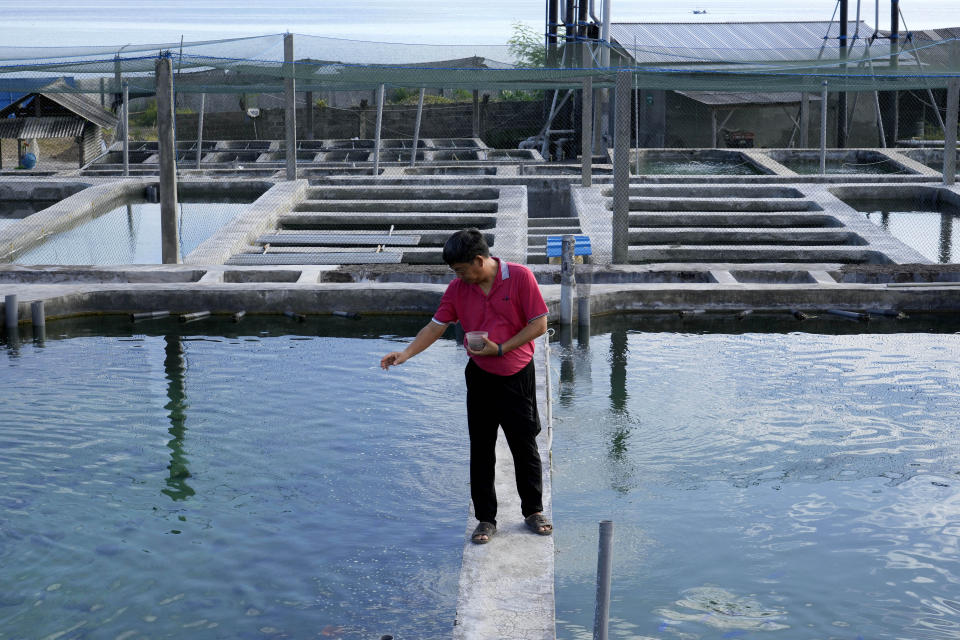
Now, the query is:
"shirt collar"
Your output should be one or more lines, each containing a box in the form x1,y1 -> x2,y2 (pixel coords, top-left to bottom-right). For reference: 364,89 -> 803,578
498,257 -> 510,280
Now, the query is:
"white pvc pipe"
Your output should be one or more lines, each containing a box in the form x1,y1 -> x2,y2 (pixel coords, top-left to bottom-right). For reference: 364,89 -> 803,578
410,88 -> 425,168
373,83 -> 385,177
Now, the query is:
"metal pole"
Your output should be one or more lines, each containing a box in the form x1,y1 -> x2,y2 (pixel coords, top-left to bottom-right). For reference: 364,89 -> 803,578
4,294 -> 17,329
373,83 -> 385,177
560,235 -> 576,325
601,0 -> 612,143
593,520 -> 614,640
820,81 -> 829,175
283,33 -> 297,181
578,263 -> 591,337
800,93 -> 810,147
581,45 -> 593,188
411,88 -> 425,168
122,81 -> 129,177
613,70 -> 631,264
472,89 -> 480,138
195,92 -> 205,169
304,90 -> 314,141
837,0 -> 848,148
30,300 -> 44,328
944,78 -> 959,186
156,55 -> 180,264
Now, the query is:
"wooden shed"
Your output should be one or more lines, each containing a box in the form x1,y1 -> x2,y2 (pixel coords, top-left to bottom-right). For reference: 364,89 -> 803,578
0,79 -> 117,169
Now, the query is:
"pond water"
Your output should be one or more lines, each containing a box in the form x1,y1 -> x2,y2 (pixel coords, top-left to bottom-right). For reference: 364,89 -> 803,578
14,201 -> 249,265
781,159 -> 909,175
0,200 -> 58,231
633,159 -> 763,176
0,317 -> 468,639
845,198 -> 960,264
551,316 -> 960,640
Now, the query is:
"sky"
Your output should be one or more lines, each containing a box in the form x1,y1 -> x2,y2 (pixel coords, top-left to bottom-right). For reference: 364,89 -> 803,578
0,0 -> 957,48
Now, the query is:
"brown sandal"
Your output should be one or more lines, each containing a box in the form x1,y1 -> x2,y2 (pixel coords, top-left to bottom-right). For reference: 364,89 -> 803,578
525,513 -> 553,535
471,521 -> 496,544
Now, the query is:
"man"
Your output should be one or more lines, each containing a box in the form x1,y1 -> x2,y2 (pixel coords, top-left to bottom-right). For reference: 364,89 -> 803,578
380,229 -> 553,544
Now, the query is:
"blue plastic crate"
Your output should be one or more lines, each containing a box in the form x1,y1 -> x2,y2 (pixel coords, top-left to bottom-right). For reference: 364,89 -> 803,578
546,235 -> 591,258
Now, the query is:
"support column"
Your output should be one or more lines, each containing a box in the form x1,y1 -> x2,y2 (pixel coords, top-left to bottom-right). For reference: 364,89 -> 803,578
800,93 -> 810,148
156,55 -> 180,264
944,78 -> 959,186
411,88 -> 425,168
472,89 -> 480,138
581,45 -> 593,188
837,0 -> 848,148
195,93 -> 205,169
881,0 -> 901,146
304,90 -> 314,140
820,81 -> 829,175
283,33 -> 296,181
122,81 -> 129,177
373,83 -> 385,177
612,69 -> 631,264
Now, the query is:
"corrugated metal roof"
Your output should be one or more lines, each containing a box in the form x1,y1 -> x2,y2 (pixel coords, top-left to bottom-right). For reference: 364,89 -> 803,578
0,79 -> 116,129
610,21 -> 874,64
0,116 -> 85,139
676,91 -> 823,106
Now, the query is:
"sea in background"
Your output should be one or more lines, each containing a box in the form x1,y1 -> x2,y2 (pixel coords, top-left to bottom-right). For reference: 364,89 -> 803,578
0,0 -> 958,49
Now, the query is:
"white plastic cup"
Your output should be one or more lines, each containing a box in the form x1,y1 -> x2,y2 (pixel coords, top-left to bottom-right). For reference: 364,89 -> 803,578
466,331 -> 488,351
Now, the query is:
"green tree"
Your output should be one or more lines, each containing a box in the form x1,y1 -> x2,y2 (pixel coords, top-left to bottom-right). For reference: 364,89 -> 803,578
507,22 -> 546,68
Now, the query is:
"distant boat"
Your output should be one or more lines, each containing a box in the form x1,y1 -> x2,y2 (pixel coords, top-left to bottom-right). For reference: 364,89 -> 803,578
693,8 -> 707,14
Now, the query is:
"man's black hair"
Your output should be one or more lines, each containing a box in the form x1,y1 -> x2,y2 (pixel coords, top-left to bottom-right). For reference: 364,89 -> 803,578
443,228 -> 490,265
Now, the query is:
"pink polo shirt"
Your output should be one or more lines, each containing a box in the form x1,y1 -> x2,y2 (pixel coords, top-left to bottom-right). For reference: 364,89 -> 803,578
432,258 -> 548,376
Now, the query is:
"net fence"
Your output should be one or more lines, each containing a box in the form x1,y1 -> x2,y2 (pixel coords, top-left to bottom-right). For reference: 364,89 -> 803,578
0,29 -> 958,268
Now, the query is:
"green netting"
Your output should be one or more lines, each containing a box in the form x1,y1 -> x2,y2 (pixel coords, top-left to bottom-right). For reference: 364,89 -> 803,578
0,32 -> 957,94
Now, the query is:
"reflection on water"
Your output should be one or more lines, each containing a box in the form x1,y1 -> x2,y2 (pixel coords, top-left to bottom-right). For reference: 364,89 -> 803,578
850,198 -> 960,264
552,327 -> 960,640
162,335 -> 194,501
13,201 -> 248,264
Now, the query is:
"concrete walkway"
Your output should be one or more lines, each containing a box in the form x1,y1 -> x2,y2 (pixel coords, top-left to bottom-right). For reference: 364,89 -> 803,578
454,335 -> 555,640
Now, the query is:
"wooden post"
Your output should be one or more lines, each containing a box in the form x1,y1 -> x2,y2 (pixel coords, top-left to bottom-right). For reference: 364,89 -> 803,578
283,33 -> 296,181
613,70 -> 631,264
156,55 -> 180,264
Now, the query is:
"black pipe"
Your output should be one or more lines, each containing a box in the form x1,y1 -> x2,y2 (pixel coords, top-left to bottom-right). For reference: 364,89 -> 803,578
838,0 -> 848,148
548,0 -> 559,66
578,0 -> 589,39
881,0 -> 901,146
565,0 -> 576,43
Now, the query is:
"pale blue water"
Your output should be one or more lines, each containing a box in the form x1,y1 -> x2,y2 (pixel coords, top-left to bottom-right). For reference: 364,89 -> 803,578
14,201 -> 247,265
0,0 -> 956,47
851,199 -> 960,264
0,319 -> 468,639
551,323 -> 960,640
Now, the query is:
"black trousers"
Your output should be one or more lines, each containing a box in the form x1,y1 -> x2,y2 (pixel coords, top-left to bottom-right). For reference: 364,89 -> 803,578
465,358 -> 543,526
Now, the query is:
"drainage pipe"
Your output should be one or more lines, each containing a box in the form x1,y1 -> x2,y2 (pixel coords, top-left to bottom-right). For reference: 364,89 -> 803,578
131,310 -> 170,321
547,0 -> 560,66
828,309 -> 869,321
179,311 -> 211,323
410,88 -> 425,168
122,81 -> 129,177
820,81 -> 829,175
196,93 -> 205,169
156,55 -> 180,265
593,520 -> 614,640
560,235 -> 576,325
373,84 -> 385,177
30,300 -> 44,329
284,33 -> 297,181
4,294 -> 17,329
944,78 -> 959,187
613,70 -> 631,264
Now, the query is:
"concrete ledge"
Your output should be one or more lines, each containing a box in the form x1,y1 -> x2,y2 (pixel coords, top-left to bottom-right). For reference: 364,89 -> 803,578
0,179 -> 147,262
454,335 -> 554,640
